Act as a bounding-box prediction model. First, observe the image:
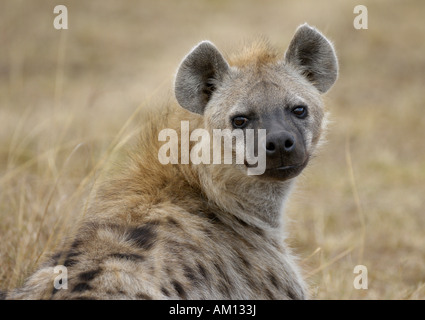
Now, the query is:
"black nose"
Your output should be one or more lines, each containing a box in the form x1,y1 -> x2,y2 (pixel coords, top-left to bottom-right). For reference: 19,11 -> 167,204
266,131 -> 296,156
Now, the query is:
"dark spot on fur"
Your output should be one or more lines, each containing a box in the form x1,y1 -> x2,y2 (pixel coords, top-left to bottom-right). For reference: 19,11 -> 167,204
268,272 -> 280,290
70,238 -> 83,249
65,250 -> 81,259
127,224 -> 157,250
167,217 -> 181,228
203,210 -> 219,222
172,280 -> 186,299
108,253 -> 145,262
0,291 -> 7,300
214,262 -> 226,278
78,268 -> 102,282
183,265 -> 196,283
63,258 -> 78,267
197,263 -> 208,280
51,287 -> 58,296
51,252 -> 64,265
265,288 -> 276,300
136,292 -> 152,300
50,247 -> 81,268
51,252 -> 63,261
253,227 -> 265,237
202,78 -> 216,101
234,215 -> 249,227
287,287 -> 303,300
72,282 -> 92,293
161,286 -> 170,297
303,70 -> 315,82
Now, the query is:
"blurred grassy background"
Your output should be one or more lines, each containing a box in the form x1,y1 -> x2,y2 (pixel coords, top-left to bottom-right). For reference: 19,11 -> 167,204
0,0 -> 424,299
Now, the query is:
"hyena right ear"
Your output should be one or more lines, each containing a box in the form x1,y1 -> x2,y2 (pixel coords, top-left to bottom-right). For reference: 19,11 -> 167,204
285,24 -> 338,93
175,41 -> 229,114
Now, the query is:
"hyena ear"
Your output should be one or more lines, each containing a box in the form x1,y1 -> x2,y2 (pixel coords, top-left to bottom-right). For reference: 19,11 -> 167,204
285,24 -> 338,93
175,41 -> 229,114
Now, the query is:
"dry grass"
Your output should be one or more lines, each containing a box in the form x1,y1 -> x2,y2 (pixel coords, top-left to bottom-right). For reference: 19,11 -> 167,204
1,0 -> 424,299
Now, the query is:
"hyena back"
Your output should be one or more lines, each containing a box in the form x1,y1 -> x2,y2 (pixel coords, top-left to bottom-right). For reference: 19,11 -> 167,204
5,24 -> 337,300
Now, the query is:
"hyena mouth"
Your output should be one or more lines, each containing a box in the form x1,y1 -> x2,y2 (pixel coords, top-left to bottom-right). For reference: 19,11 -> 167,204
250,157 -> 309,181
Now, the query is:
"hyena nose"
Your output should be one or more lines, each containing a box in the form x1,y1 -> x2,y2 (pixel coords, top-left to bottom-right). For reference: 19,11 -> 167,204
266,132 -> 296,156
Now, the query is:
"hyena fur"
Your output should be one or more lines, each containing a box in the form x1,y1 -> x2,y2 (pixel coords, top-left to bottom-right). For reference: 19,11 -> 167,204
4,24 -> 338,300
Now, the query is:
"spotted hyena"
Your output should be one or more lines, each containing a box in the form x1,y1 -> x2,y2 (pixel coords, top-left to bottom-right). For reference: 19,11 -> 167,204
4,24 -> 338,300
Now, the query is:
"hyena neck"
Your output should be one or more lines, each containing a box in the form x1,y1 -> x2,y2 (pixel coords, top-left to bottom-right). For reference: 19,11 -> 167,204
189,164 -> 296,231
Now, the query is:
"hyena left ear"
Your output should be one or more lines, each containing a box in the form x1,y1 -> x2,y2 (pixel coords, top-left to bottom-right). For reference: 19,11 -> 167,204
175,41 -> 229,114
285,24 -> 338,93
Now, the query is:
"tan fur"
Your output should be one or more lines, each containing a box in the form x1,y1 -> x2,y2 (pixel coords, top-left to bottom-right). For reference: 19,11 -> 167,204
228,39 -> 281,69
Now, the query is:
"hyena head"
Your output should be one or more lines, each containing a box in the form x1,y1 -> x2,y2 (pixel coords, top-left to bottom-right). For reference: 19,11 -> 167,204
175,24 -> 338,182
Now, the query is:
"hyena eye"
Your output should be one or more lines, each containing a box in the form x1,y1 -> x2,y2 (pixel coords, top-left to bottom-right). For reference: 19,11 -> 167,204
232,116 -> 249,129
292,106 -> 308,119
